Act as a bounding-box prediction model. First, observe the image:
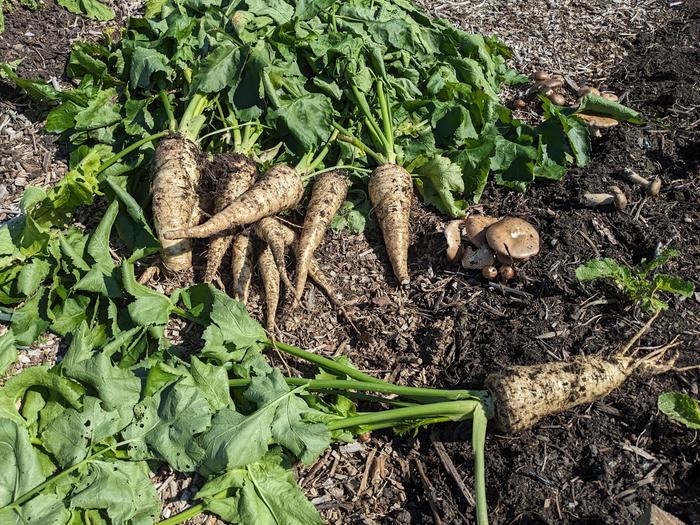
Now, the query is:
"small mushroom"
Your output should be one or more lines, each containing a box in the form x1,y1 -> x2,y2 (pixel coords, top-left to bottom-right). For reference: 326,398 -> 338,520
621,168 -> 662,196
464,215 -> 499,247
485,217 -> 540,263
513,99 -> 526,110
533,70 -> 549,81
581,186 -> 628,210
601,92 -> 619,102
499,266 -> 517,282
576,113 -> 619,138
482,266 -> 498,280
577,86 -> 600,97
462,244 -> 497,270
548,93 -> 567,106
444,220 -> 464,264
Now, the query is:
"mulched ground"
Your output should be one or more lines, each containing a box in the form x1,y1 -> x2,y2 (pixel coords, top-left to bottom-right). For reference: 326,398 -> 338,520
1,1 -> 698,524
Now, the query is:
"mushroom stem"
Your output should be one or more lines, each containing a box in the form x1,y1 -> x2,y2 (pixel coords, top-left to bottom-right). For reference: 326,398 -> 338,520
621,168 -> 662,196
581,193 -> 614,206
581,187 -> 627,210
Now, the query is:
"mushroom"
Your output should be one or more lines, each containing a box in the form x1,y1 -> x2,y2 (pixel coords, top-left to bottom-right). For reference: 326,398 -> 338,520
601,92 -> 619,102
533,70 -> 549,81
482,266 -> 498,280
581,186 -> 628,210
548,93 -> 567,106
576,113 -> 619,137
462,244 -> 497,270
499,266 -> 517,282
621,168 -> 662,196
464,215 -> 499,247
485,217 -> 540,264
513,99 -> 526,110
444,219 -> 464,263
577,86 -> 600,97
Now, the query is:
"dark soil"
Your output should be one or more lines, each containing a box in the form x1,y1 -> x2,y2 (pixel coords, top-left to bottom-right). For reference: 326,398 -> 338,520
1,2 -> 698,525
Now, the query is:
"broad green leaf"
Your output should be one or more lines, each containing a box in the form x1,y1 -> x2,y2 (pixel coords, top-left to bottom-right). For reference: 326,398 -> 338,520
0,63 -> 62,102
86,200 -> 119,274
199,406 -> 273,475
0,418 -> 46,506
16,258 -> 51,297
0,493 -> 69,525
69,460 -> 160,525
249,370 -> 330,464
61,353 -> 140,413
0,331 -> 16,376
10,287 -> 50,346
208,286 -> 266,349
658,392 -> 700,429
269,93 -> 333,149
190,356 -> 232,411
41,396 -> 129,468
129,46 -> 172,90
416,156 -> 467,218
652,275 -> 694,298
123,379 -> 211,471
575,258 -> 632,283
576,94 -> 642,124
127,295 -> 172,327
73,89 -> 121,131
192,41 -> 248,93
57,0 -> 114,22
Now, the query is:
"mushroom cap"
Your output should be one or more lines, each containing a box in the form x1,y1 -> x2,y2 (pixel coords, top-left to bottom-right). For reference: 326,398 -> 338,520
464,215 -> 499,247
610,186 -> 628,210
578,86 -> 600,97
485,217 -> 540,261
462,244 -> 496,270
576,113 -> 619,129
648,177 -> 662,196
444,220 -> 464,264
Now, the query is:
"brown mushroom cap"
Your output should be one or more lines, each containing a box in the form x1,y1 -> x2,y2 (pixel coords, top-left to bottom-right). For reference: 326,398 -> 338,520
444,220 -> 464,264
464,215 -> 499,247
462,244 -> 497,270
576,113 -> 619,129
485,217 -> 540,261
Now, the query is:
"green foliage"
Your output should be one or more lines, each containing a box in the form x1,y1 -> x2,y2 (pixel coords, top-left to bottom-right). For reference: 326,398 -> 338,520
658,392 -> 700,430
575,249 -> 694,312
56,0 -> 114,21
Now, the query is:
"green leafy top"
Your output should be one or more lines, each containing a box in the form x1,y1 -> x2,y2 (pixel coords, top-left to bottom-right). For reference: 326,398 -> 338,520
575,249 -> 694,312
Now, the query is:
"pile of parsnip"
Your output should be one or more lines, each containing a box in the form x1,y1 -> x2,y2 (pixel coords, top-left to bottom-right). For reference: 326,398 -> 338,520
0,0 -> 641,332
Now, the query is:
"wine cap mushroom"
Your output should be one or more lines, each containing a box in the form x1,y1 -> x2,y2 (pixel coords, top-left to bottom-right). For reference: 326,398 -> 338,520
464,215 -> 499,247
576,114 -> 619,137
485,217 -> 540,261
444,220 -> 463,264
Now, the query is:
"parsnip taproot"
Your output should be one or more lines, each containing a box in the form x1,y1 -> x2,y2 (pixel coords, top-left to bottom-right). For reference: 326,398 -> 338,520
486,343 -> 676,433
164,164 -> 302,240
151,136 -> 202,272
369,164 -> 413,285
230,232 -> 254,303
203,154 -> 257,283
254,216 -> 297,295
295,171 -> 347,299
258,245 -> 280,333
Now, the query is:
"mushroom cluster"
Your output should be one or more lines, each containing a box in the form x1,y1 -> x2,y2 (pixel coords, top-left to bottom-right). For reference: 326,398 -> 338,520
445,216 -> 540,282
511,70 -> 622,137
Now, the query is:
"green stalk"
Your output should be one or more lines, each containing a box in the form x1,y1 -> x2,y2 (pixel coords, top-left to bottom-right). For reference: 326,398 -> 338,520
159,91 -> 177,133
178,93 -> 210,142
156,488 -> 230,525
270,341 -> 385,384
327,400 -> 480,431
332,123 -> 385,164
472,404 -> 489,525
304,128 -> 340,173
262,70 -> 282,110
350,84 -> 389,154
304,164 -> 371,182
376,80 -> 396,164
229,376 -> 480,401
355,416 -> 452,432
96,131 -> 169,177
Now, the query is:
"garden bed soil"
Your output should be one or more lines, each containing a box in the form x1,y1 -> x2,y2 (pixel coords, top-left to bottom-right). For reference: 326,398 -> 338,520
1,1 -> 698,524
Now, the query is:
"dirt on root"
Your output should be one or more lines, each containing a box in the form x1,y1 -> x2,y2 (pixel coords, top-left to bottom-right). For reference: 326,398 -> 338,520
0,1 -> 699,525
